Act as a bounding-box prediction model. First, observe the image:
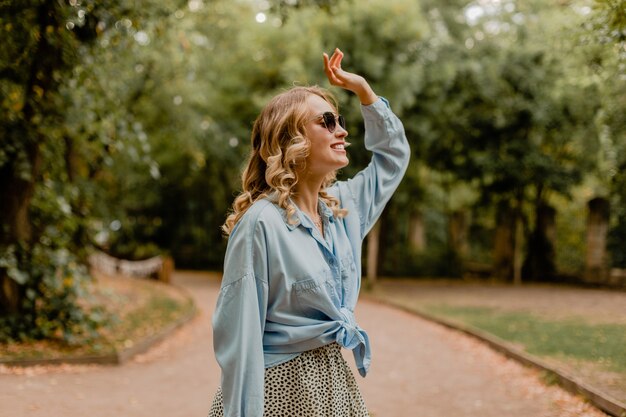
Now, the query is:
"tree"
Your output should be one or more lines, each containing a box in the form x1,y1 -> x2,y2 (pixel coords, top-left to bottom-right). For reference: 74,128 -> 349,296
584,0 -> 626,268
0,0 -> 163,342
403,1 -> 602,281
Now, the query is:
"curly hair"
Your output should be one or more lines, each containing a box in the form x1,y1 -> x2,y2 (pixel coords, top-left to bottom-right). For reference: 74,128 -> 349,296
222,86 -> 348,236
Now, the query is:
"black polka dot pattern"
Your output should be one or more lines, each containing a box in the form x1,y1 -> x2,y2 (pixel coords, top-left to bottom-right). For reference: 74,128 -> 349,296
209,342 -> 369,417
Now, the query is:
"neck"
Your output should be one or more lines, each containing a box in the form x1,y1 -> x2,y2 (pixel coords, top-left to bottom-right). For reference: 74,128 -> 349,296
292,176 -> 325,217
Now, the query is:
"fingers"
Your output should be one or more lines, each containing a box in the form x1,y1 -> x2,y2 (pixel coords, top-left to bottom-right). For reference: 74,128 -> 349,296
332,67 -> 355,89
329,48 -> 343,70
333,48 -> 344,69
323,48 -> 371,100
323,50 -> 344,86
323,52 -> 333,78
327,68 -> 344,86
331,66 -> 348,82
324,47 -> 357,88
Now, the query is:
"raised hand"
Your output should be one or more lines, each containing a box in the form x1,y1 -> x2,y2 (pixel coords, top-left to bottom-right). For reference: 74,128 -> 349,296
323,48 -> 378,105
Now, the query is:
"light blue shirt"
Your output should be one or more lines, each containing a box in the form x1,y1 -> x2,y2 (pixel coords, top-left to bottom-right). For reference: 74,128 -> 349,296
212,97 -> 410,417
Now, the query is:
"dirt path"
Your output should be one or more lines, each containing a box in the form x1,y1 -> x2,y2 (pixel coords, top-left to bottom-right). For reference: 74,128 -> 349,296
1,271 -> 608,417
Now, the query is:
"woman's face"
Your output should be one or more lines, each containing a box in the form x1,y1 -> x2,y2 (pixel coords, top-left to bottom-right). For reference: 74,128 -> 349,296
303,94 -> 349,178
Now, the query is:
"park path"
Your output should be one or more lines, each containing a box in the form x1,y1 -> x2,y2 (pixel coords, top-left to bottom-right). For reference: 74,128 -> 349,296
1,271 -> 608,417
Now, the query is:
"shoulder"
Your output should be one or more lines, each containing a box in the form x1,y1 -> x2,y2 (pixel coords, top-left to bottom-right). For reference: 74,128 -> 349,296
223,199 -> 280,285
243,198 -> 275,221
230,198 -> 284,238
324,182 -> 353,210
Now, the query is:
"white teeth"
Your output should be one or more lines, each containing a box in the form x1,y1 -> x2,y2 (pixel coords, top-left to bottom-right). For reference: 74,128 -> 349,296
332,144 -> 345,150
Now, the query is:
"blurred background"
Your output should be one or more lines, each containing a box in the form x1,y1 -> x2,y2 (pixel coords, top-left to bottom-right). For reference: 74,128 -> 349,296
0,0 -> 625,352
2,2 -> 626,416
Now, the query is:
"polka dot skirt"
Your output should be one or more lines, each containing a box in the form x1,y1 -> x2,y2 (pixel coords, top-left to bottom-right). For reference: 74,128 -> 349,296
208,342 -> 369,417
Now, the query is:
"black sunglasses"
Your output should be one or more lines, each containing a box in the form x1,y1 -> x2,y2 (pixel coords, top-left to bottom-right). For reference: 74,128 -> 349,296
316,112 -> 346,133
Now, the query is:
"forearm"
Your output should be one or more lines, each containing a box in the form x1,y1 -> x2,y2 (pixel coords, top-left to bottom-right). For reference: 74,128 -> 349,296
354,81 -> 378,106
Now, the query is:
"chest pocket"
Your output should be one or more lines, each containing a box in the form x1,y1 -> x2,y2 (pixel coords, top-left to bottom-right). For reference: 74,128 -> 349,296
340,254 -> 358,303
293,270 -> 339,320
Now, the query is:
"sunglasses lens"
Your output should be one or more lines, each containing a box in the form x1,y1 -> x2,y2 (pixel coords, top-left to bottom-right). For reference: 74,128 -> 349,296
338,115 -> 346,130
321,112 -> 345,133
323,112 -> 336,133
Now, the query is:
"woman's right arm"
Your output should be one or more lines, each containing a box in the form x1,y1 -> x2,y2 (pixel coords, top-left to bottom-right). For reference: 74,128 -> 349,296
213,217 -> 269,417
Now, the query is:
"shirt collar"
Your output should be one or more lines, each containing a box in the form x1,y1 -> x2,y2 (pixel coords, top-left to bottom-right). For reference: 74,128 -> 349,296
267,193 -> 335,231
319,199 -> 334,221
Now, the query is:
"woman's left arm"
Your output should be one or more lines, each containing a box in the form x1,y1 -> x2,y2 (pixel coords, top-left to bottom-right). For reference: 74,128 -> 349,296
346,99 -> 410,237
324,49 -> 411,238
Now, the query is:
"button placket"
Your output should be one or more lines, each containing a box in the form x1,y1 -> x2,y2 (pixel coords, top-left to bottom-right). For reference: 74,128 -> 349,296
324,252 -> 342,304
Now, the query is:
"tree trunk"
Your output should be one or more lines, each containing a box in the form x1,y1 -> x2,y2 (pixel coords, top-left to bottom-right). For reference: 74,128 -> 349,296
449,209 -> 469,258
0,142 -> 40,244
408,210 -> 425,252
513,213 -> 524,286
366,220 -> 381,287
523,203 -> 556,281
0,2 -> 62,315
0,138 -> 41,315
585,197 -> 610,283
493,202 -> 515,280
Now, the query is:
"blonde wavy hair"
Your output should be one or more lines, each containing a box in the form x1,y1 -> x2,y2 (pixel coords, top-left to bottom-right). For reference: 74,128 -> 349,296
222,86 -> 348,236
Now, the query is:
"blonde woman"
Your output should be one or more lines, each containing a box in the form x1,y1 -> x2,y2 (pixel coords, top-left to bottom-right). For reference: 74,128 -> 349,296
209,48 -> 410,417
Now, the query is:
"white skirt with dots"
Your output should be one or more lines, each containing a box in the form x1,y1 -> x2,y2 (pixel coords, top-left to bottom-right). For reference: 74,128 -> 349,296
208,342 -> 369,417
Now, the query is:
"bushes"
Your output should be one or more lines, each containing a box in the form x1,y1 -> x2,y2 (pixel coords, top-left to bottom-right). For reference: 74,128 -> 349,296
0,242 -> 107,344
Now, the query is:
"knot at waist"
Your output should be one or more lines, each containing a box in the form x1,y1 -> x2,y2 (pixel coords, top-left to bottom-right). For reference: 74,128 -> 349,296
335,307 -> 371,377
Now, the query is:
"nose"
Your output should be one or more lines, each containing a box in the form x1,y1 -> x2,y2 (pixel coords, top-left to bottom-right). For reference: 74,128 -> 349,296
335,124 -> 348,138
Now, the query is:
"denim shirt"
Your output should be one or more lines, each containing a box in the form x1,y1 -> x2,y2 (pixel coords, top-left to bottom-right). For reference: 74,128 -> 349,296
212,97 -> 410,417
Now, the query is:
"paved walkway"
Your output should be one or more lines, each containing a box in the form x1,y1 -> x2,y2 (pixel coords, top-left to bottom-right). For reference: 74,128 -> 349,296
1,271 -> 608,417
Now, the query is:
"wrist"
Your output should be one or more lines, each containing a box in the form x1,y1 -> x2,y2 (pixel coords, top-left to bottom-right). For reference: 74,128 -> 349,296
355,84 -> 377,106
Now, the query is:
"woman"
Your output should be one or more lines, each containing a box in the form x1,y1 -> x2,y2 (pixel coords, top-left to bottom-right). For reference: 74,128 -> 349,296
209,48 -> 410,417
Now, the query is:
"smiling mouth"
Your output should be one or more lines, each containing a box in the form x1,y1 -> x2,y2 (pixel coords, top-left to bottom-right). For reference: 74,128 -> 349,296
331,142 -> 350,150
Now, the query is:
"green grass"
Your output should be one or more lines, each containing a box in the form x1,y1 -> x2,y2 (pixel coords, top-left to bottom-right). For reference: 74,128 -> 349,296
422,304 -> 626,374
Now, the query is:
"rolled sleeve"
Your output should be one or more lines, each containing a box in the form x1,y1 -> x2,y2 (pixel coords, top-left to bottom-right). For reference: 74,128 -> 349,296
344,97 -> 411,237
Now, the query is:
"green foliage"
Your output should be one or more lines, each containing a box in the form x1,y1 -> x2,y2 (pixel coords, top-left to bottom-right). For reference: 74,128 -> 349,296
0,0 -> 160,341
579,0 -> 626,267
415,31 -> 599,204
83,0 -> 430,268
590,0 -> 626,46
0,242 -> 107,344
404,2 -> 612,279
70,0 -> 624,281
2,0 -> 626,344
0,275 -> 195,361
